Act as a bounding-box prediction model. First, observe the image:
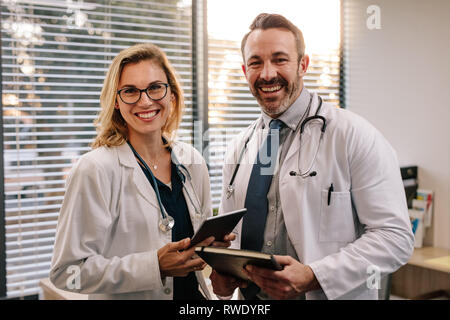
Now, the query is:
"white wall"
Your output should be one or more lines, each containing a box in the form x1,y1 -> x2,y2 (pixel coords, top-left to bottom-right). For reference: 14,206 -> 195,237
344,0 -> 450,249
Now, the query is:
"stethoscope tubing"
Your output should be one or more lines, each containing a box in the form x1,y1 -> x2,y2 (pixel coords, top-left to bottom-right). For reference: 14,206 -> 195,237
176,163 -> 203,217
226,94 -> 326,198
127,141 -> 203,231
127,141 -> 170,220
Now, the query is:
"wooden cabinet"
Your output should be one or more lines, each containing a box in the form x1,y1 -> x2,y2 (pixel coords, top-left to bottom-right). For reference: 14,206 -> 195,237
391,247 -> 450,299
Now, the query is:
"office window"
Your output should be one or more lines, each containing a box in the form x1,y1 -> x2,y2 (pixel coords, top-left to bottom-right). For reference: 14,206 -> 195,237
1,0 -> 194,298
0,0 -> 343,299
207,0 -> 342,209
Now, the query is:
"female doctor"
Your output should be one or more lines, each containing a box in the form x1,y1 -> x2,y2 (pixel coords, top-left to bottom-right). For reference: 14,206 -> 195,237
50,43 -> 226,300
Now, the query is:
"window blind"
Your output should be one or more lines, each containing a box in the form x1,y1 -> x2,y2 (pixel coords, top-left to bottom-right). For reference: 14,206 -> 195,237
207,19 -> 342,210
1,0 -> 194,298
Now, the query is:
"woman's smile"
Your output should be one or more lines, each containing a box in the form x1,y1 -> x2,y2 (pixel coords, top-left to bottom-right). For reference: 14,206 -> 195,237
135,109 -> 160,121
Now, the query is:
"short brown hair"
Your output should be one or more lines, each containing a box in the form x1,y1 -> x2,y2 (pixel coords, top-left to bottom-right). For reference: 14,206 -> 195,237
92,43 -> 184,148
241,13 -> 305,63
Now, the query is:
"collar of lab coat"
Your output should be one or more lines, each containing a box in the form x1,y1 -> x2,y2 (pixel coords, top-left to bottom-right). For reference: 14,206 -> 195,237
116,142 -> 160,210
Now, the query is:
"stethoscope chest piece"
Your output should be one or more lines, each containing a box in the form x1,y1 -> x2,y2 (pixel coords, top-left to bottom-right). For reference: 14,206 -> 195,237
159,215 -> 175,232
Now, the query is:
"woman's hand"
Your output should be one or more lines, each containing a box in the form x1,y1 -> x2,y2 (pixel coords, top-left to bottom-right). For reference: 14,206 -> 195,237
211,233 -> 236,248
157,237 -> 214,278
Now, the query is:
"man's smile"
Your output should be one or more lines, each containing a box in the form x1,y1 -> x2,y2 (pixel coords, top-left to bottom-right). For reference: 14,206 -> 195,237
260,85 -> 282,93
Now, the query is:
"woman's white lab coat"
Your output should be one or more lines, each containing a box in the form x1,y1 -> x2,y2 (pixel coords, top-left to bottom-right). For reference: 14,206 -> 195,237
220,93 -> 414,300
50,141 -> 212,299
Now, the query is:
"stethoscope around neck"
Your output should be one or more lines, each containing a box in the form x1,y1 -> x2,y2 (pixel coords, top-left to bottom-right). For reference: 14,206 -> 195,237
127,141 -> 203,232
226,94 -> 327,199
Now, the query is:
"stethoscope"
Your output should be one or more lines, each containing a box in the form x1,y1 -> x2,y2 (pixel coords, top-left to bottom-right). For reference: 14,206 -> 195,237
226,94 -> 327,199
127,141 -> 203,232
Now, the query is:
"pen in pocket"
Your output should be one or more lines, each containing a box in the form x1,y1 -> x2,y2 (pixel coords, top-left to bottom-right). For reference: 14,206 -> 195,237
327,183 -> 334,206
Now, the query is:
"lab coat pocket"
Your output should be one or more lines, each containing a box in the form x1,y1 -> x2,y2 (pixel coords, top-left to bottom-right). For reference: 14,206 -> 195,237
319,190 -> 356,242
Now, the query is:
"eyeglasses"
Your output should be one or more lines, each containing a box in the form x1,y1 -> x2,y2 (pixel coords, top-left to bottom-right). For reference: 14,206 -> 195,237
117,82 -> 169,104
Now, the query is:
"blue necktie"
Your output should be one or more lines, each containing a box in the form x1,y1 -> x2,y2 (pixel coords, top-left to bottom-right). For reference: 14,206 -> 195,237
241,119 -> 284,251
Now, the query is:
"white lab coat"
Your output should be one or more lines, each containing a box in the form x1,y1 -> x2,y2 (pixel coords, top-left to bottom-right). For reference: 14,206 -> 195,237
220,93 -> 414,300
50,141 -> 213,300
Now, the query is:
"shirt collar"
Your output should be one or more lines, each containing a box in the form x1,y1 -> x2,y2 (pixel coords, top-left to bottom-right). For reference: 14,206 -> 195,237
261,87 -> 311,131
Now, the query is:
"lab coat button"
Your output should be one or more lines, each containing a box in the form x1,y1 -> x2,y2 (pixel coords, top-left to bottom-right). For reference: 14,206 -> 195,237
164,288 -> 171,295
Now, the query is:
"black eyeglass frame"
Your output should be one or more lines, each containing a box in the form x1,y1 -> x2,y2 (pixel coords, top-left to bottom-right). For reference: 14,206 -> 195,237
117,82 -> 169,104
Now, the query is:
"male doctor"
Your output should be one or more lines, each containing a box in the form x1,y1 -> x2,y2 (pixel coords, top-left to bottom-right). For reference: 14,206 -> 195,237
210,13 -> 414,300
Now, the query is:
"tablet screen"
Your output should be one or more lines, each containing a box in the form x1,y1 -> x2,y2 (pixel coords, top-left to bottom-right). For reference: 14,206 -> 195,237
189,208 -> 246,247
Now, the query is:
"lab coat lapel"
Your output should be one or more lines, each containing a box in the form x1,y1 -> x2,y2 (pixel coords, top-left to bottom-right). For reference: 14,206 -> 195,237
117,143 -> 160,210
279,160 -> 308,258
236,120 -> 264,208
279,126 -> 318,256
181,174 -> 202,231
170,142 -> 203,231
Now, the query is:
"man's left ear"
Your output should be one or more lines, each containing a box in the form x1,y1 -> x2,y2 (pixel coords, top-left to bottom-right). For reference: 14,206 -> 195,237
299,54 -> 310,77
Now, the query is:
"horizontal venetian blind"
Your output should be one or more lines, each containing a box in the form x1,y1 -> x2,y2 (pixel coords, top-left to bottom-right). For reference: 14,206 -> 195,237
1,0 -> 193,298
207,40 -> 341,210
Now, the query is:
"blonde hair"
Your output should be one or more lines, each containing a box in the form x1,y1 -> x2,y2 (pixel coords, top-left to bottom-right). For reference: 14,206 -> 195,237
91,43 -> 184,148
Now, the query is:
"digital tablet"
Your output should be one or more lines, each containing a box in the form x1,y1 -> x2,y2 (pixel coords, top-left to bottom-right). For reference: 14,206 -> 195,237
195,247 -> 283,281
189,208 -> 246,248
